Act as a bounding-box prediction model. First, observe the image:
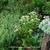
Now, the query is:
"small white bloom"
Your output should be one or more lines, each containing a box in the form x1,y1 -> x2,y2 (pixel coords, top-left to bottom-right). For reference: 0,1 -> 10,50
21,16 -> 25,18
29,11 -> 36,15
23,23 -> 25,25
14,29 -> 18,32
21,16 -> 25,19
28,29 -> 33,32
43,16 -> 46,18
43,16 -> 49,19
31,19 -> 34,21
15,25 -> 17,28
24,15 -> 29,21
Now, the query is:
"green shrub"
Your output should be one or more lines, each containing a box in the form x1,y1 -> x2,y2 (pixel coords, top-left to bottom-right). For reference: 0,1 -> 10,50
0,0 -> 43,48
14,11 -> 40,35
0,11 -> 40,47
32,0 -> 46,14
32,0 -> 46,7
42,2 -> 50,15
0,0 -> 34,15
0,11 -> 20,47
14,11 -> 40,46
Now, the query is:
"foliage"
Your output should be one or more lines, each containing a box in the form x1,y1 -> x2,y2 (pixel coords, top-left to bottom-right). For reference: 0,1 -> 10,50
32,0 -> 46,8
14,11 -> 40,35
39,18 -> 50,34
42,2 -> 50,15
32,0 -> 46,14
0,0 -> 46,48
0,11 -> 20,47
0,11 -> 40,47
0,0 -> 34,15
21,12 -> 39,32
14,11 -> 40,46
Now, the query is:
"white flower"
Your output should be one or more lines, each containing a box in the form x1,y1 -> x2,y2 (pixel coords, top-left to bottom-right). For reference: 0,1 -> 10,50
21,16 -> 25,18
23,23 -> 25,25
21,15 -> 29,22
43,16 -> 46,18
31,19 -> 34,21
29,11 -> 36,15
24,15 -> 29,19
14,29 -> 18,32
15,25 -> 17,28
21,16 -> 25,20
28,29 -> 33,32
43,16 -> 49,19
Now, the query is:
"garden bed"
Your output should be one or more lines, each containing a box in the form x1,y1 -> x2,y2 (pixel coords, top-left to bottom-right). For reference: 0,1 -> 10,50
0,46 -> 41,50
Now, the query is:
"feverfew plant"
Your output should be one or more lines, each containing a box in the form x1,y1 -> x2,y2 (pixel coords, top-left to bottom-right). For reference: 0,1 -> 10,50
14,11 -> 40,35
14,11 -> 40,46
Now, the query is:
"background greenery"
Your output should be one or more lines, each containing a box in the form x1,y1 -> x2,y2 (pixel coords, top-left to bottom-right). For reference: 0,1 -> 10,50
0,0 -> 50,50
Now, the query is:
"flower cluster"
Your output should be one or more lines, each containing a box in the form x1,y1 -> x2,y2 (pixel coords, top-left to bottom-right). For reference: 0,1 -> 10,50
39,18 -> 50,34
14,11 -> 40,35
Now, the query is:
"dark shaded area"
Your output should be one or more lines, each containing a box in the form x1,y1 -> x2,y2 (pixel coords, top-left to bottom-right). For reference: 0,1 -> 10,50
46,41 -> 50,50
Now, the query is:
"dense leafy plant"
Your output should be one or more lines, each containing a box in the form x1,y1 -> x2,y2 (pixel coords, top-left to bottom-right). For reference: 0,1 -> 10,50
39,18 -> 50,34
42,2 -> 50,15
0,11 -> 20,47
14,11 -> 40,35
32,0 -> 46,14
0,0 -> 34,15
0,0 -> 45,48
0,11 -> 40,47
32,0 -> 46,8
14,11 -> 40,46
